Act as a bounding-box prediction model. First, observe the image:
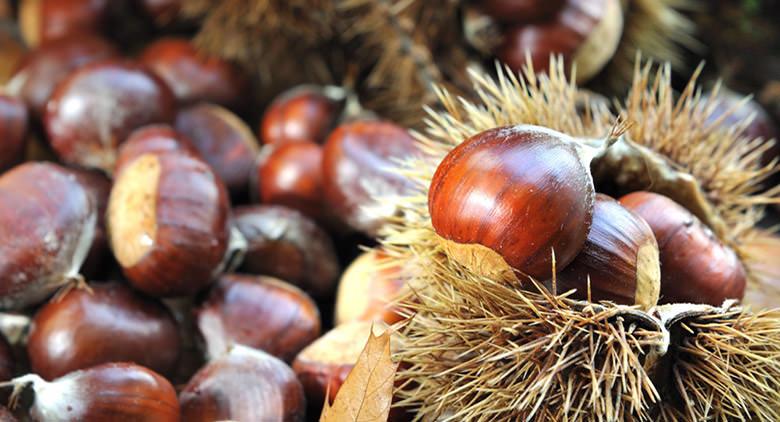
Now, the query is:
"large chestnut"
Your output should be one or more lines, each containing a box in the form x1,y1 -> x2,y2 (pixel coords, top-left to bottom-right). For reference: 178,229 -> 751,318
260,86 -> 342,146
0,96 -> 28,173
19,0 -> 110,47
233,205 -> 340,298
322,120 -> 419,236
619,191 -> 747,305
0,162 -> 96,309
335,250 -> 407,325
180,345 -> 306,422
480,0 -> 565,23
140,38 -> 248,109
27,281 -> 180,380
114,124 -> 200,175
175,103 -> 259,196
107,151 -> 230,297
44,59 -> 176,174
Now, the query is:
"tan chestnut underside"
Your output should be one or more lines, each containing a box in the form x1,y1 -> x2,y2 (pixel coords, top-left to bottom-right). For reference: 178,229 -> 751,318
438,237 -> 519,283
634,241 -> 661,309
108,154 -> 160,267
335,251 -> 378,325
572,0 -> 624,83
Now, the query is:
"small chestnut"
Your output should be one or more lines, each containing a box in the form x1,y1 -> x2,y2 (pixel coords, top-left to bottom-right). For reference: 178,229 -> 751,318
107,151 -> 230,297
65,168 -> 113,279
139,38 -> 248,109
557,194 -> 660,308
27,281 -> 180,380
175,103 -> 259,196
232,205 -> 340,298
0,162 -> 96,309
0,95 -> 28,173
619,191 -> 747,305
322,120 -> 419,236
44,59 -> 176,174
114,124 -> 200,175
180,345 -> 306,422
335,250 -> 407,325
480,0 -> 566,23
260,86 -> 342,146
19,0 -> 110,47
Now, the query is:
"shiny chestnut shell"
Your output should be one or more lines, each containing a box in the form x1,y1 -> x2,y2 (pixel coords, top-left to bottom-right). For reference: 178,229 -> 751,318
0,95 -> 28,173
44,59 -> 176,174
114,124 -> 200,175
19,0 -> 110,47
260,87 -> 341,146
27,281 -> 180,380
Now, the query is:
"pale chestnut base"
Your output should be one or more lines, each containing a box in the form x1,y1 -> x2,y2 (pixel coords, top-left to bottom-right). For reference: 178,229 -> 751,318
635,241 -> 661,309
437,237 -> 519,283
572,0 -> 624,83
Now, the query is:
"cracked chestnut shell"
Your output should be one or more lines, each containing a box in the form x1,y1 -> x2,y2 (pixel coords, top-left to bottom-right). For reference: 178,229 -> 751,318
260,87 -> 341,146
0,95 -> 28,173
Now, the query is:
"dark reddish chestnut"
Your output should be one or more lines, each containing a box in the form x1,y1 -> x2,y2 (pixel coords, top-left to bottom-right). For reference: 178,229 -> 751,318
260,86 -> 342,146
0,96 -> 28,173
335,250 -> 408,325
141,0 -> 181,26
114,124 -> 200,175
175,103 -> 259,195
0,163 -> 96,309
619,191 -> 747,305
6,34 -> 118,116
481,0 -> 566,23
140,38 -> 248,109
44,59 -> 176,174
107,151 -> 230,297
232,205 -> 339,298
322,120 -> 419,236
65,168 -> 112,279
180,345 -> 305,422
19,0 -> 110,47
27,281 -> 180,380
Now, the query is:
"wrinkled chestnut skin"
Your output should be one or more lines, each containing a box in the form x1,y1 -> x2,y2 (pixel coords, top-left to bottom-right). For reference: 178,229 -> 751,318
115,124 -> 200,175
0,333 -> 13,381
7,34 -> 118,116
140,38 -> 248,109
180,346 -> 306,422
19,0 -> 109,47
481,0 -> 565,23
44,60 -> 176,174
0,96 -> 28,173
260,87 -> 340,146
66,168 -> 112,279
233,205 -> 340,298
0,162 -> 96,310
197,274 -> 321,362
175,103 -> 259,196
322,120 -> 418,235
255,141 -> 325,221
619,191 -> 747,305
27,281 -> 180,380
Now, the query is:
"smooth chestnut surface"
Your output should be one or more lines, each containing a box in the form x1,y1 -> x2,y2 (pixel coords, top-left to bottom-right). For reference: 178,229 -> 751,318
19,0 -> 110,47
481,0 -> 566,23
140,38 -> 248,109
0,333 -> 13,381
67,168 -> 112,279
6,34 -> 118,116
180,345 -> 305,422
322,120 -> 418,235
233,205 -> 340,298
197,274 -> 321,362
260,87 -> 341,146
115,124 -> 200,175
429,125 -> 594,280
557,194 -> 660,308
107,151 -> 230,297
619,191 -> 747,305
175,103 -> 259,195
335,250 -> 407,325
255,141 -> 325,220
0,95 -> 28,173
44,59 -> 176,174
0,162 -> 96,309
27,281 -> 180,380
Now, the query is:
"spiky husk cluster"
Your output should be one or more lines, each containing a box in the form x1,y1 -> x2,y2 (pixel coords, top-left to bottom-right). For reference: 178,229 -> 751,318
382,59 -> 780,420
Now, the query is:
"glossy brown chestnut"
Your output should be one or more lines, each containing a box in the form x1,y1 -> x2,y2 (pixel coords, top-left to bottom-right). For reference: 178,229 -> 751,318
197,274 -> 320,362
0,95 -> 28,173
0,162 -> 96,309
44,59 -> 176,174
260,86 -> 342,146
497,0 -> 623,83
175,103 -> 259,195
180,345 -> 305,422
107,151 -> 230,297
19,0 -> 110,47
6,34 -> 118,116
255,141 -> 326,220
9,362 -> 179,421
429,125 -> 597,281
233,205 -> 340,298
322,120 -> 418,235
27,281 -> 180,380
114,124 -> 200,175
335,250 -> 408,325
140,38 -> 248,109
619,191 -> 747,305
0,333 -> 14,381
557,194 -> 660,308
481,0 -> 566,23
66,168 -> 112,279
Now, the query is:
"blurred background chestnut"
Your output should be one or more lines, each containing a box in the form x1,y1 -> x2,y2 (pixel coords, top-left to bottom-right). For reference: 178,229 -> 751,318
0,95 -> 28,173
260,86 -> 342,146
19,0 -> 110,47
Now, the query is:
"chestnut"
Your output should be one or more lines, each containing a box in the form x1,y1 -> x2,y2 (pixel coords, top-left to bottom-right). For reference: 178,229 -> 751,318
619,191 -> 747,305
480,0 -> 566,23
335,250 -> 407,325
0,95 -> 28,173
107,151 -> 230,297
6,34 -> 118,116
232,205 -> 340,298
497,0 -> 623,83
322,120 -> 419,236
27,281 -> 180,380
557,194 -> 660,308
0,162 -> 96,309
65,168 -> 113,279
260,86 -> 342,146
7,363 -> 179,421
141,0 -> 181,26
180,345 -> 306,422
175,103 -> 260,196
44,59 -> 176,174
114,124 -> 200,175
19,0 -> 110,47
139,38 -> 248,110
